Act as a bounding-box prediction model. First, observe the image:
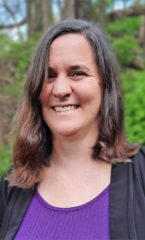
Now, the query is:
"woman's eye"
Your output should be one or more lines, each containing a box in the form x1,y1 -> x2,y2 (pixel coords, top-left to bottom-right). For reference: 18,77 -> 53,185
71,71 -> 87,77
48,72 -> 57,79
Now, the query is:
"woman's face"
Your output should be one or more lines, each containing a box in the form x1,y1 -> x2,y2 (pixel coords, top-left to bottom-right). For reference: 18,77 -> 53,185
40,33 -> 102,138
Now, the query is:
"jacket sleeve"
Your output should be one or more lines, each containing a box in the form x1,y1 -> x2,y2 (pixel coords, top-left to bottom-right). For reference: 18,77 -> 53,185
134,146 -> 145,193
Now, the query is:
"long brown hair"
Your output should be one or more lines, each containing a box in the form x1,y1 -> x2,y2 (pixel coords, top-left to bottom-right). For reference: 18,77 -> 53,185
8,19 -> 138,188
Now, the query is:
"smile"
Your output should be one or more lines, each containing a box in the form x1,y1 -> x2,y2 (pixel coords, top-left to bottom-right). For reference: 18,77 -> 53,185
52,105 -> 80,112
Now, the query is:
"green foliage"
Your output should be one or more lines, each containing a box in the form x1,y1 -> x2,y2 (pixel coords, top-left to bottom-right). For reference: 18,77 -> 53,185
112,35 -> 141,66
122,70 -> 145,145
0,34 -> 39,99
107,16 -> 141,36
0,33 -> 14,58
107,16 -> 141,67
93,0 -> 115,20
93,0 -> 115,8
0,34 -> 40,177
0,145 -> 12,179
8,36 -> 39,80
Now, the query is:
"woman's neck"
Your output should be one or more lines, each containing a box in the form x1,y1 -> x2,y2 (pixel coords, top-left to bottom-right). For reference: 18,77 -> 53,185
38,129 -> 112,207
50,128 -> 98,173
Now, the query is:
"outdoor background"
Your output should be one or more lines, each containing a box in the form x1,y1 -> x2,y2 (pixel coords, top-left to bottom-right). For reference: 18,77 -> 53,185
0,0 -> 145,178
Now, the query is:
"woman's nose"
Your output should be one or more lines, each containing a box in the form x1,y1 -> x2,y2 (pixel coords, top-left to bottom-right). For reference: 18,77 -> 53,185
52,76 -> 72,99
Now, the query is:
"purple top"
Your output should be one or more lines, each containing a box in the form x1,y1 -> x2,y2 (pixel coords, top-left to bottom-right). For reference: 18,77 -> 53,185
15,185 -> 110,240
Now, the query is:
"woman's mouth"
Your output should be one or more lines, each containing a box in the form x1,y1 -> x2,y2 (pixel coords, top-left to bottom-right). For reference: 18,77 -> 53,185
52,105 -> 80,112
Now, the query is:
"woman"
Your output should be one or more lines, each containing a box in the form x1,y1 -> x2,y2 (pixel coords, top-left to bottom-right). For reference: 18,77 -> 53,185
0,19 -> 145,240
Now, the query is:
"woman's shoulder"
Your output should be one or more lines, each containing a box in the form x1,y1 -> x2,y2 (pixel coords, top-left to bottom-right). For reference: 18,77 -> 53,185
0,170 -> 36,237
0,169 -> 36,204
0,170 -> 14,203
132,146 -> 145,167
112,146 -> 145,181
131,145 -> 145,176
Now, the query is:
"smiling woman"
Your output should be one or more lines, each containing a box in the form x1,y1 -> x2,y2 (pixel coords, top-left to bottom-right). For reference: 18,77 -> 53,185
40,33 -> 102,137
0,19 -> 145,240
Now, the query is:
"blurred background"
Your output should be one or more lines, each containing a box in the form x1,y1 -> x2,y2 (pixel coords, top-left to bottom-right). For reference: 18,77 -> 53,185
0,0 -> 145,177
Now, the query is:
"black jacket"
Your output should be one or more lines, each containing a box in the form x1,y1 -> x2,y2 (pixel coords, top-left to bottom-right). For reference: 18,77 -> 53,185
0,147 -> 145,240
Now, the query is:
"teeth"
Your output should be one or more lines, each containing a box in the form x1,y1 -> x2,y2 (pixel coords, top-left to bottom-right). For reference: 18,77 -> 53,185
54,105 -> 78,112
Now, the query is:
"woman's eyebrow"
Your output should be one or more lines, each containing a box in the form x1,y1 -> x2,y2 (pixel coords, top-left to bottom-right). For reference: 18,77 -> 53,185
70,64 -> 90,72
48,65 -> 91,72
48,66 -> 54,71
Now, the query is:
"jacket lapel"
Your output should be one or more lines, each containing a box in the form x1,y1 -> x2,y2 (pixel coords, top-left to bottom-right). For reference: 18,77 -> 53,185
0,186 -> 36,240
110,162 -> 130,240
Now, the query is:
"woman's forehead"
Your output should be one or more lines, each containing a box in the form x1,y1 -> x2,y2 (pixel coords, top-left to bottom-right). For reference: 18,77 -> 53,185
48,33 -> 96,68
50,33 -> 92,53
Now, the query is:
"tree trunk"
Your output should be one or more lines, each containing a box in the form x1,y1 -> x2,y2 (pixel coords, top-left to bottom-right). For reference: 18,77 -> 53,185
109,5 -> 145,20
41,0 -> 53,32
1,1 -> 145,31
98,0 -> 106,30
27,0 -> 43,37
27,0 -> 53,38
139,15 -> 145,56
60,0 -> 74,20
75,0 -> 93,21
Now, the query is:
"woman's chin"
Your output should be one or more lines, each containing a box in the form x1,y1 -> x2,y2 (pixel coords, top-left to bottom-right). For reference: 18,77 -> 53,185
51,125 -> 82,138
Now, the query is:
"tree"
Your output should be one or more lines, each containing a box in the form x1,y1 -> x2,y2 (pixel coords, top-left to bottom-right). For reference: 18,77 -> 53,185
40,0 -> 53,32
27,0 -> 42,37
75,0 -> 93,21
1,0 -> 145,37
98,0 -> 106,29
0,0 -> 27,30
109,5 -> 145,20
139,15 -> 145,56
27,0 -> 53,37
0,0 -> 54,38
56,0 -> 74,20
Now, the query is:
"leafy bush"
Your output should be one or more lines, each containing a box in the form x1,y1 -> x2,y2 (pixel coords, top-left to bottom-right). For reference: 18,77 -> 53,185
107,16 -> 141,36
0,33 -> 14,58
121,70 -> 145,146
0,34 -> 40,178
112,35 -> 141,66
0,34 -> 39,99
8,36 -> 39,82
